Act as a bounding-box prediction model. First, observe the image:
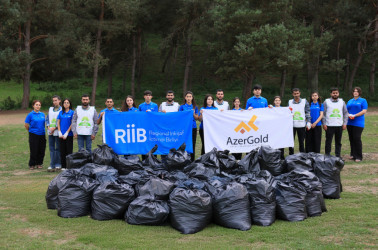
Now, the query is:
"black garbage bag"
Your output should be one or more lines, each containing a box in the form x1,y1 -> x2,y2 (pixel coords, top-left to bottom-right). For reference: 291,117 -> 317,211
78,163 -> 118,181
94,168 -> 119,184
117,170 -> 153,187
166,143 -> 192,171
273,178 -> 307,222
91,181 -> 135,220
284,153 -> 314,172
66,149 -> 92,169
237,170 -> 276,226
207,180 -> 251,231
312,154 -> 344,199
216,150 -> 238,173
234,148 -> 260,174
136,176 -> 175,200
125,196 -> 170,225
165,171 -> 189,186
258,146 -> 285,176
92,144 -> 117,166
143,145 -> 167,171
187,162 -> 219,180
169,185 -> 212,234
194,148 -> 220,169
57,174 -> 98,218
113,155 -> 143,175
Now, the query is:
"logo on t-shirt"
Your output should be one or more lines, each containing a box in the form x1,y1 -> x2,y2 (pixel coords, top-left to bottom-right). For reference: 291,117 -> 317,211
79,116 -> 91,126
330,109 -> 341,117
50,118 -> 57,127
293,112 -> 304,120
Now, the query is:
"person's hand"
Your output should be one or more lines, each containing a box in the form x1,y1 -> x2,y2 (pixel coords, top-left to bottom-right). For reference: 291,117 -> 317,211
74,133 -> 77,139
100,112 -> 105,117
248,107 -> 253,110
91,135 -> 95,140
348,114 -> 355,120
58,131 -> 63,138
323,125 -> 327,131
200,109 -> 204,114
268,105 -> 273,108
311,123 -> 317,129
289,107 -> 293,112
63,131 -> 68,140
220,109 -> 224,112
162,110 -> 166,113
48,127 -> 55,133
306,122 -> 312,131
342,125 -> 347,130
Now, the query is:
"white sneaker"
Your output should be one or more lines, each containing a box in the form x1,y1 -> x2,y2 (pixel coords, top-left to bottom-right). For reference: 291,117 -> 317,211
47,167 -> 54,172
61,168 -> 67,171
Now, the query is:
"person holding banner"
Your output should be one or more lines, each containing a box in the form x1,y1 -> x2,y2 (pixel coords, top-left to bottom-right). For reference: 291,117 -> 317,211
246,84 -> 268,110
322,87 -> 348,158
231,97 -> 243,160
214,89 -> 230,111
72,94 -> 99,152
159,90 -> 180,113
46,95 -> 62,171
346,87 -> 368,162
305,92 -> 323,153
138,90 -> 158,112
179,91 -> 199,161
121,95 -> 138,112
272,96 -> 285,159
288,88 -> 311,155
97,98 -> 119,125
199,94 -> 218,155
57,98 -> 74,171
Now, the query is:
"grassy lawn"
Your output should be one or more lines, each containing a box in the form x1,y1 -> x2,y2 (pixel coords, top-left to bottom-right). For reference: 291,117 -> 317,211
0,115 -> 377,249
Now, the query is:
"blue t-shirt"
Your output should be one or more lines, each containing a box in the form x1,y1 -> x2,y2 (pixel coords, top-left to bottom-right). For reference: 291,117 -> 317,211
126,107 -> 138,112
98,107 -> 119,118
245,96 -> 268,109
199,106 -> 218,129
232,108 -> 242,110
310,102 -> 324,126
138,102 -> 158,112
347,97 -> 368,127
179,103 -> 199,129
57,109 -> 74,136
25,111 -> 46,135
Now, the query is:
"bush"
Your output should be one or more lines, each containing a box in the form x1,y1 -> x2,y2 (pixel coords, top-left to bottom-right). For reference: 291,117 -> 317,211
0,96 -> 21,110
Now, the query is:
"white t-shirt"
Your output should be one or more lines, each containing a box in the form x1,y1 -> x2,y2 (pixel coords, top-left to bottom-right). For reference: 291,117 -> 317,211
159,102 -> 180,112
289,99 -> 306,128
76,106 -> 95,135
48,106 -> 62,136
214,100 -> 230,110
324,99 -> 344,126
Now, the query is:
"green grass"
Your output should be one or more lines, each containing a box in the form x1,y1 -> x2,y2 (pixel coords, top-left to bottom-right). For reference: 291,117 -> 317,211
0,115 -> 377,248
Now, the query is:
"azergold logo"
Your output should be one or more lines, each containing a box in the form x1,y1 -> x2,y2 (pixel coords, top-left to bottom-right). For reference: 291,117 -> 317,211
234,115 -> 258,134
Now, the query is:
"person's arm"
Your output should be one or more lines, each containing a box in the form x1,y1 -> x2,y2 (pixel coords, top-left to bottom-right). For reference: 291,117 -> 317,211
154,103 -> 159,112
25,114 -> 31,132
304,100 -> 311,123
193,107 -> 199,120
159,104 -> 163,112
353,99 -> 368,117
25,123 -> 29,131
92,109 -> 99,138
71,110 -> 78,136
342,102 -> 348,127
264,99 -> 268,108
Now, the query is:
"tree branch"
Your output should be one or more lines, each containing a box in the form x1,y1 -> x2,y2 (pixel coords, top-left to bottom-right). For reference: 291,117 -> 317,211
31,57 -> 48,64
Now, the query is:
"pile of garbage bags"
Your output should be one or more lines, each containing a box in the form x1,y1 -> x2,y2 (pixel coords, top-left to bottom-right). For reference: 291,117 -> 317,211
46,144 -> 344,234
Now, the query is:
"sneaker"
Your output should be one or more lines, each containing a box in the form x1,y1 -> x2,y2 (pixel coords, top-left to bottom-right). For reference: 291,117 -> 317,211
61,168 -> 67,171
355,159 -> 361,162
47,167 -> 54,172
55,167 -> 62,171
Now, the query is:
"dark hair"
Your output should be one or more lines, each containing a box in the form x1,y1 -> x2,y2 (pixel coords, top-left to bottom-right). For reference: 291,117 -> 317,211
144,90 -> 152,96
82,94 -> 90,98
52,95 -> 61,101
353,87 -> 362,96
253,84 -> 262,90
232,97 -> 241,109
32,100 -> 42,106
330,87 -> 339,93
292,88 -> 300,93
183,91 -> 197,108
216,89 -> 224,94
309,92 -> 322,105
62,98 -> 72,112
166,90 -> 174,95
203,94 -> 215,108
121,95 -> 137,111
106,97 -> 113,101
273,96 -> 281,102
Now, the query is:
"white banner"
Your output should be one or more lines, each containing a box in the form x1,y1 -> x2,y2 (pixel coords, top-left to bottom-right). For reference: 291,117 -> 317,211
203,107 -> 294,153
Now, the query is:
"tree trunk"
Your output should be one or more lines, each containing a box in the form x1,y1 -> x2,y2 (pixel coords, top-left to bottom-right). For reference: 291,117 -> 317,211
21,19 -> 31,109
280,69 -> 286,98
136,27 -> 143,93
307,54 -> 319,91
122,66 -> 127,93
183,31 -> 192,97
369,60 -> 375,96
291,74 -> 297,89
130,33 -> 137,98
343,52 -> 350,91
169,44 -> 178,91
336,40 -> 340,87
348,41 -> 363,94
91,0 -> 104,106
107,68 -> 112,97
242,73 -> 254,105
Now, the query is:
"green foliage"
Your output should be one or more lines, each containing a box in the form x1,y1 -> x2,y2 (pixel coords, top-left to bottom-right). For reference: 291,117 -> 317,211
0,96 -> 19,110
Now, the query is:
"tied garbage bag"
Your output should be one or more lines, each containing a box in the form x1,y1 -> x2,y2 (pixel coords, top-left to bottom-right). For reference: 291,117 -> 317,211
125,196 -> 170,225
312,154 -> 344,199
79,164 -> 118,181
117,170 -> 153,187
235,148 -> 260,174
166,143 -> 192,171
91,182 -> 135,220
66,149 -> 92,169
187,162 -> 219,180
216,150 -> 238,173
169,180 -> 212,234
258,146 -> 285,176
238,170 -> 276,226
194,148 -> 220,169
92,144 -> 117,166
207,180 -> 251,231
113,155 -> 143,175
136,176 -> 175,200
143,145 -> 167,171
165,171 -> 189,186
284,153 -> 313,172
57,174 -> 98,218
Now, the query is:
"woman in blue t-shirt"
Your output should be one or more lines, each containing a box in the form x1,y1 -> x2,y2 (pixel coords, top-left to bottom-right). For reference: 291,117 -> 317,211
179,91 -> 199,161
231,97 -> 243,160
24,100 -> 46,170
57,98 -> 74,170
198,94 -> 218,155
305,92 -> 323,153
121,95 -> 138,112
347,87 -> 368,162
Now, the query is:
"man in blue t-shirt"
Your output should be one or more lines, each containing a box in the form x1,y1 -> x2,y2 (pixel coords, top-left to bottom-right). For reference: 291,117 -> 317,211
246,84 -> 268,109
97,97 -> 119,125
138,90 -> 158,112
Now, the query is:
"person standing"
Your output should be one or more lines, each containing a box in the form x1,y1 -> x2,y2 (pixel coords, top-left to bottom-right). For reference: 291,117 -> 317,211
272,96 -> 285,159
179,91 -> 199,161
322,87 -> 348,157
288,88 -> 311,155
46,95 -> 62,171
121,95 -> 138,112
199,94 -> 218,155
56,98 -> 74,171
214,89 -> 230,111
97,97 -> 119,125
305,92 -> 324,153
159,90 -> 180,113
24,100 -> 46,170
231,97 -> 243,160
138,90 -> 158,112
72,94 -> 99,152
246,84 -> 268,110
346,87 -> 368,162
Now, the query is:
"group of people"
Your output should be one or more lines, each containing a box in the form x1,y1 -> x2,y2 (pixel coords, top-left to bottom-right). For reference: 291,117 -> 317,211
24,85 -> 368,171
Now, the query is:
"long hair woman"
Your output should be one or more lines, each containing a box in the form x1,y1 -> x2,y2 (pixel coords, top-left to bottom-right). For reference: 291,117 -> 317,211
198,94 -> 218,155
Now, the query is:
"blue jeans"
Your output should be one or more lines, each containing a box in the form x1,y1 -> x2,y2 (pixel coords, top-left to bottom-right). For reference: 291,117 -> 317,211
77,135 -> 92,152
49,135 -> 61,168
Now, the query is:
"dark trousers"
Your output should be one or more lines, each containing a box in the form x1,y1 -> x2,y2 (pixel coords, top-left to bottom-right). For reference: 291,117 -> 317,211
199,128 -> 205,155
305,126 -> 322,153
325,126 -> 343,157
232,153 -> 242,160
289,127 -> 306,155
191,128 -> 197,161
279,148 -> 285,160
60,136 -> 73,168
347,125 -> 364,160
29,132 -> 46,167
